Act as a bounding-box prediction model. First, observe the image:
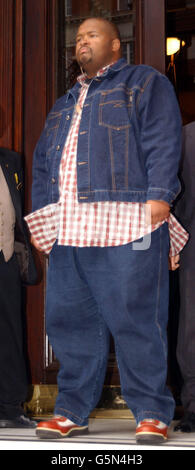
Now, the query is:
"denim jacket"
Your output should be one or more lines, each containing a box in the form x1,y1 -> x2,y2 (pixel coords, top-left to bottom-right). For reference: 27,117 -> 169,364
31,58 -> 182,211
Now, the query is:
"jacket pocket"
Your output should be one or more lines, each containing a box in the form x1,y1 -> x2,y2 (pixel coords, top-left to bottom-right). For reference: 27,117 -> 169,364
45,112 -> 62,160
99,88 -> 133,130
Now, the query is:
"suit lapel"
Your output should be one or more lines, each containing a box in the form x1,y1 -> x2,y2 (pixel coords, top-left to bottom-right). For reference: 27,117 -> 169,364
0,156 -> 22,221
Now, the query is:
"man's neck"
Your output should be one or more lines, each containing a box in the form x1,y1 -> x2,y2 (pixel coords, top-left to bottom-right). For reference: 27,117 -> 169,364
84,58 -> 119,78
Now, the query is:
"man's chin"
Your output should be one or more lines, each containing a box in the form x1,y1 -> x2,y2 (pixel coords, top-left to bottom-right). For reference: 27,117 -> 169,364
79,59 -> 91,68
78,54 -> 92,65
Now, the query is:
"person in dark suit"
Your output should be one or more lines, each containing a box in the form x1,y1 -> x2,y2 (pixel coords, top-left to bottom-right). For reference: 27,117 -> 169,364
0,147 -> 37,428
173,122 -> 195,432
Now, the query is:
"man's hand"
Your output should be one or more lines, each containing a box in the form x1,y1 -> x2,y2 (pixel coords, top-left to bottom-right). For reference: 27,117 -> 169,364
146,200 -> 170,225
30,235 -> 45,252
169,254 -> 180,271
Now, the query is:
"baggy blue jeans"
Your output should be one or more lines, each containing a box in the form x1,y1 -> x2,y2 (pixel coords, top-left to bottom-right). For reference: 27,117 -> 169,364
46,223 -> 175,426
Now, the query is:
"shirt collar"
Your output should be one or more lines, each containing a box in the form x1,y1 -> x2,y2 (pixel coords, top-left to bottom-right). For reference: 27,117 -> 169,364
77,63 -> 114,86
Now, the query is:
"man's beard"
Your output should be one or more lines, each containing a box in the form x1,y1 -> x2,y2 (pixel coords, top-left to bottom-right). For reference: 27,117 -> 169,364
77,48 -> 93,69
78,56 -> 92,69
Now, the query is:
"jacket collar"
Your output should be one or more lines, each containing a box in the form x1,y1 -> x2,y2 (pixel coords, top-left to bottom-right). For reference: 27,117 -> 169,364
109,57 -> 128,72
66,57 -> 128,103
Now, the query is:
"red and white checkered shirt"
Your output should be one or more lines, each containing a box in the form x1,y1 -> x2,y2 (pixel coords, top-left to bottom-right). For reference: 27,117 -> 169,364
25,67 -> 189,256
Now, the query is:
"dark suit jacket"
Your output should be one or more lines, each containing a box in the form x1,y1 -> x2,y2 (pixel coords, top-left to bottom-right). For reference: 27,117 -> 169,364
174,122 -> 195,232
0,147 -> 37,285
174,121 -> 195,268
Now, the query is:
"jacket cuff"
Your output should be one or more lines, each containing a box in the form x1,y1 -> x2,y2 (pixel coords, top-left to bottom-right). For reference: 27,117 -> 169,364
146,188 -> 179,205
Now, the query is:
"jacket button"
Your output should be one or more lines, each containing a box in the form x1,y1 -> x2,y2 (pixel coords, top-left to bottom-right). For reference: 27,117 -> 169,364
66,115 -> 70,120
51,178 -> 56,184
56,145 -> 60,150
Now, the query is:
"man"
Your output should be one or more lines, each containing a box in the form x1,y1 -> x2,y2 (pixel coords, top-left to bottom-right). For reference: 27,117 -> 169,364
173,122 -> 195,433
25,18 -> 188,443
0,147 -> 37,428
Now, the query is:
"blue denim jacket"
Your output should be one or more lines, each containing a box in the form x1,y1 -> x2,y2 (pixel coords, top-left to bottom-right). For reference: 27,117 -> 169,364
31,58 -> 182,211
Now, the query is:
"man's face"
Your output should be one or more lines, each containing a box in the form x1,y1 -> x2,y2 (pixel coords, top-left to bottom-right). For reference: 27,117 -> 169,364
75,19 -> 116,76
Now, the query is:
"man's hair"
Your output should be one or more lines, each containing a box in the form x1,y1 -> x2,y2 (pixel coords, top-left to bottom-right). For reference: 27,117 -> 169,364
96,17 -> 121,42
80,17 -> 121,43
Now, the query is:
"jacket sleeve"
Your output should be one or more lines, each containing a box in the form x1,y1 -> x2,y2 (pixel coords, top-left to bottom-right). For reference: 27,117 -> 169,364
31,122 -> 50,211
138,72 -> 182,205
31,95 -> 65,211
10,151 -> 38,285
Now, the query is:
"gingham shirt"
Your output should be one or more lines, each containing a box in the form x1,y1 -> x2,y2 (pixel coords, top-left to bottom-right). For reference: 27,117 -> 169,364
25,67 -> 188,256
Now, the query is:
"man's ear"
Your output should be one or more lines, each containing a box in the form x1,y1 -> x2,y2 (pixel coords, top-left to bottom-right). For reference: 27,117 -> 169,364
112,38 -> 121,53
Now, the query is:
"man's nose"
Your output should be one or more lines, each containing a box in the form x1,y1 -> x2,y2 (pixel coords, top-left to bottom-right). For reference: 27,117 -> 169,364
80,35 -> 89,46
